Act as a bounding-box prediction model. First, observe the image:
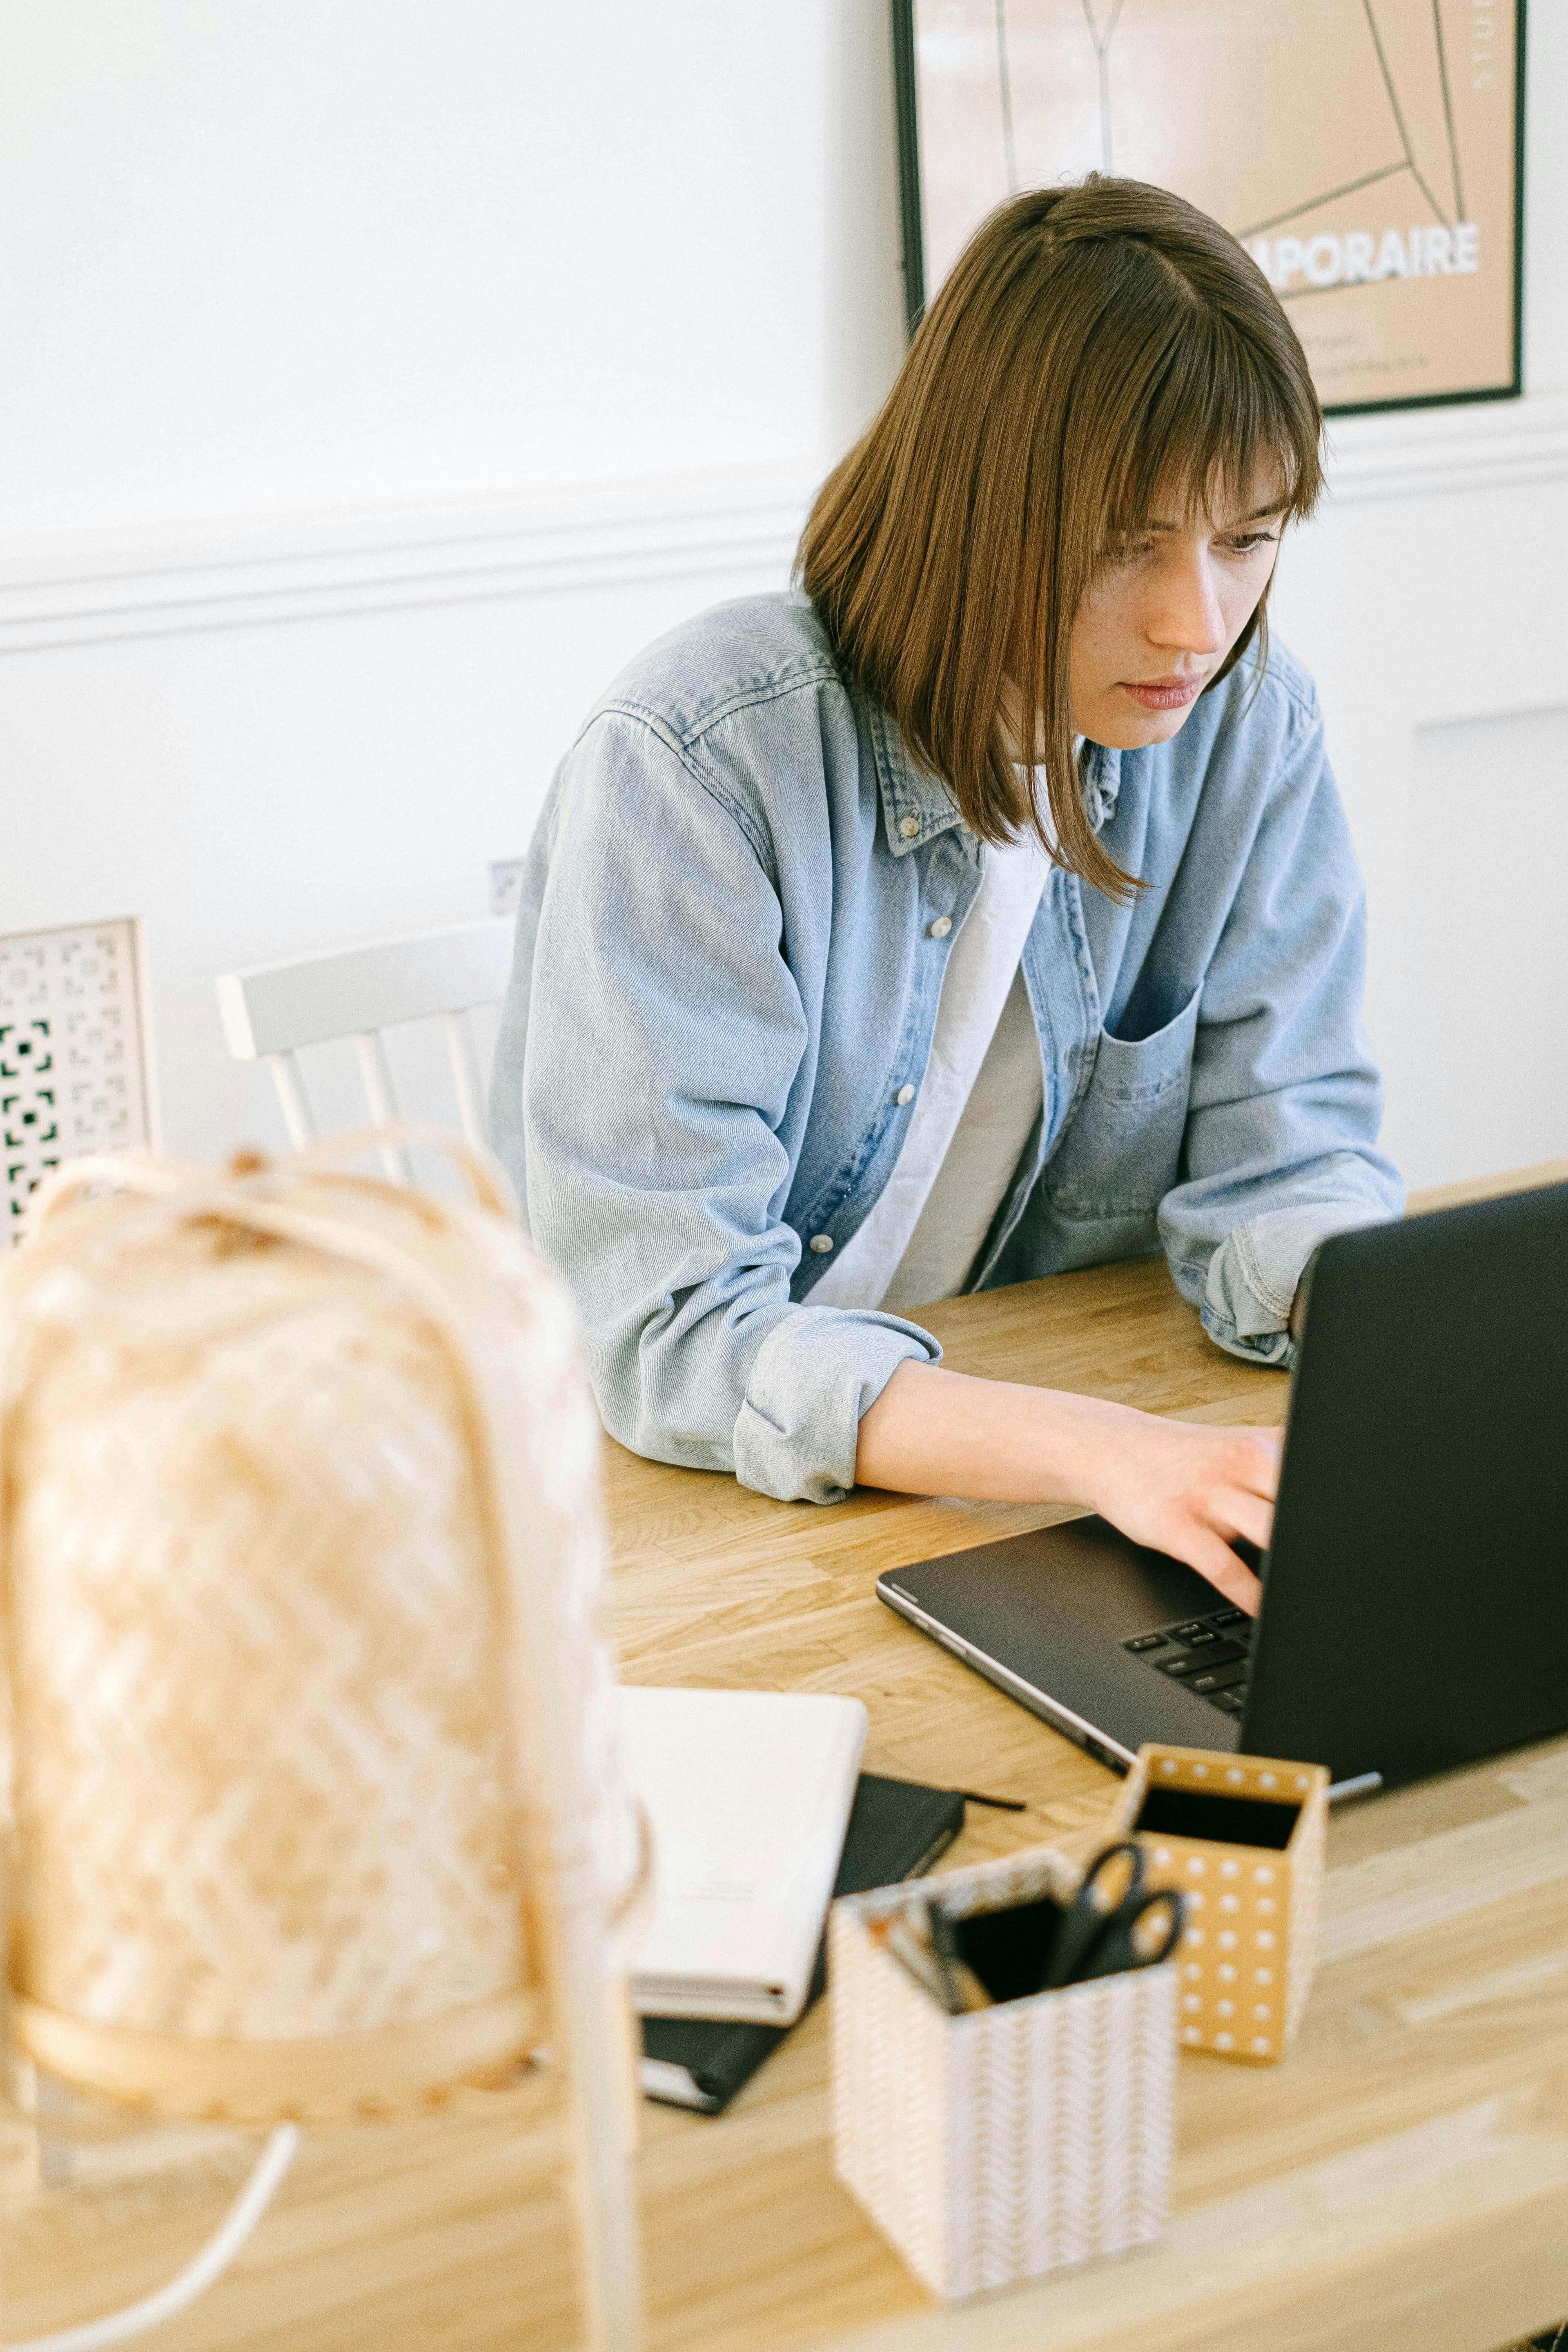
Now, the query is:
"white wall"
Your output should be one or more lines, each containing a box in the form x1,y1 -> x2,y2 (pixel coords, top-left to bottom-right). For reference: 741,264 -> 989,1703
1,0 -> 1565,1189
1270,426 -> 1568,1187
1,0 -> 905,530
1399,705 -> 1568,1184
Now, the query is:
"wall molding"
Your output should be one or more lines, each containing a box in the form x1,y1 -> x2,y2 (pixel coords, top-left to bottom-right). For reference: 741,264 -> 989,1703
1323,388 -> 1568,502
0,464 -> 815,655
3,394 -> 1567,655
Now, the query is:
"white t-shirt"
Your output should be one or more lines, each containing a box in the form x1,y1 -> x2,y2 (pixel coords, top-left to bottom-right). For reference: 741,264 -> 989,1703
808,826 -> 1052,1314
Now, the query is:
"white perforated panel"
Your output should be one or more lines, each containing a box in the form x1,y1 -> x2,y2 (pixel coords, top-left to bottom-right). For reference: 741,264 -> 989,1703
0,918 -> 154,1245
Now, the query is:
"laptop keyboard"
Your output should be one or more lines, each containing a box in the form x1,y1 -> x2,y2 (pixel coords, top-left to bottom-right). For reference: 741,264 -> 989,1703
1123,1606 -> 1253,1717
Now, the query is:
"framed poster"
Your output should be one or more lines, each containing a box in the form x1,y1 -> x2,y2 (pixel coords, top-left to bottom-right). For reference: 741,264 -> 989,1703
893,1 -> 1525,414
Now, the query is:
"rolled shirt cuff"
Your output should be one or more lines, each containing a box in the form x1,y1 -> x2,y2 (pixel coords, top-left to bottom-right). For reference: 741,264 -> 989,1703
732,1305 -> 942,1505
1202,1200 -> 1391,1363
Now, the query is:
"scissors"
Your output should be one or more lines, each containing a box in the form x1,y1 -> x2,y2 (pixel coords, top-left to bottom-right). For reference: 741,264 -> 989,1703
1038,1840 -> 1185,1991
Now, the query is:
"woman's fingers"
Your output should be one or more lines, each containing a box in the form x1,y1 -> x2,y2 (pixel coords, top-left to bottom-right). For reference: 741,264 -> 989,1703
1183,1432 -> 1277,1601
1213,1485 -> 1274,1555
1176,1524 -> 1265,1614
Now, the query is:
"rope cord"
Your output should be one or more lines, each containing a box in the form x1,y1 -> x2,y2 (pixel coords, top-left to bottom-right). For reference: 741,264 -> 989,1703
5,2124 -> 299,2352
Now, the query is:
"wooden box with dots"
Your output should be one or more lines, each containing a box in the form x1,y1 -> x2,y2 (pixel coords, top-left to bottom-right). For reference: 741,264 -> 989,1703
1101,1744 -> 1330,2065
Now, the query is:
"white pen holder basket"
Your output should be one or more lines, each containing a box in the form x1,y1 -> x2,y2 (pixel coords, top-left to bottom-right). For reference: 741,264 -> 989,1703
829,1844 -> 1177,2303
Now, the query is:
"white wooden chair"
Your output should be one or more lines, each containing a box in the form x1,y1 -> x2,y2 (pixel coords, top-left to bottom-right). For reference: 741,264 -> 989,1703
216,920 -> 515,1179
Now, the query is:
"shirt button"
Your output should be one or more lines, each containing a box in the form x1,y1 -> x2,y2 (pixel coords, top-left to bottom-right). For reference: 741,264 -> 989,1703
927,916 -> 952,938
809,1233 -> 835,1254
895,1084 -> 916,1106
899,816 -> 920,839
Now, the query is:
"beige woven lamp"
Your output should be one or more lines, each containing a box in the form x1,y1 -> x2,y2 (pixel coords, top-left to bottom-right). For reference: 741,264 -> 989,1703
0,1133 -> 646,2351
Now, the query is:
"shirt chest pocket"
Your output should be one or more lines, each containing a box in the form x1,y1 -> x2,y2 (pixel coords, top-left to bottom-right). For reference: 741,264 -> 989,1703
1044,982 -> 1202,1223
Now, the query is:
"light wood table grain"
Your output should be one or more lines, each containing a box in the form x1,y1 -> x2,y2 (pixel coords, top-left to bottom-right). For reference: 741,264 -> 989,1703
5,1161 -> 1567,2352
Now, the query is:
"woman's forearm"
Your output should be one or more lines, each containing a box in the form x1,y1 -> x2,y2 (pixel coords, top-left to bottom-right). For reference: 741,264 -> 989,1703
855,1359 -> 1131,1503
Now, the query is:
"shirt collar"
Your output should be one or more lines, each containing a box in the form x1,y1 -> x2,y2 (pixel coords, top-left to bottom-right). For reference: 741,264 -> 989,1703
1081,739 -> 1123,833
870,704 -> 969,859
871,706 -> 1125,858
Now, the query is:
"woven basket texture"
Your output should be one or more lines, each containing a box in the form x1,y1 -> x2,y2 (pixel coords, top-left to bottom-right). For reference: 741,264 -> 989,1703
831,1843 -> 1176,2302
0,1148 -> 639,2116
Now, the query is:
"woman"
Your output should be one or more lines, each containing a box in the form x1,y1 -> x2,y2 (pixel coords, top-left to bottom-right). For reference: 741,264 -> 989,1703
492,176 -> 1402,1613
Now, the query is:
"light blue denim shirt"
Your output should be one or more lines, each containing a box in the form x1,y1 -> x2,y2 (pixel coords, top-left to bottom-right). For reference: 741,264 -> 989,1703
492,591 -> 1402,1503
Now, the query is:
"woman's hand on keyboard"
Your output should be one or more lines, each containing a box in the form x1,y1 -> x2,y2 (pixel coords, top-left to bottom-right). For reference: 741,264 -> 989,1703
855,1363 -> 1278,1611
1078,1413 -> 1278,1613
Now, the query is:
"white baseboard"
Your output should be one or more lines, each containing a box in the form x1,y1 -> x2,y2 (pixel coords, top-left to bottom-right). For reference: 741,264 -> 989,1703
2,394 -> 1565,655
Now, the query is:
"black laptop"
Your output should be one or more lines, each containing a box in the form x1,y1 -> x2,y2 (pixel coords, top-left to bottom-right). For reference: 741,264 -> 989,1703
877,1180 -> 1568,1799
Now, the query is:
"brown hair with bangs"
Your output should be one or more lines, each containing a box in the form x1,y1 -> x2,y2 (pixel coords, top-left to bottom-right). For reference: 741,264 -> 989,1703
797,176 -> 1323,899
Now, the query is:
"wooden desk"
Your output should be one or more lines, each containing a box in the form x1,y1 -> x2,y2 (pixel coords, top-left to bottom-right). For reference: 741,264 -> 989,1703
7,1162 -> 1568,2352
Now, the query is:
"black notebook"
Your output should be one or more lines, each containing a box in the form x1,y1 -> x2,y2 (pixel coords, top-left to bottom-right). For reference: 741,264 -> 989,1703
639,1772 -> 968,2114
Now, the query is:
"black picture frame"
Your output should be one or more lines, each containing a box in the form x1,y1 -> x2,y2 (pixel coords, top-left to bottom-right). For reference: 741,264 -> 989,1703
890,0 -> 1526,418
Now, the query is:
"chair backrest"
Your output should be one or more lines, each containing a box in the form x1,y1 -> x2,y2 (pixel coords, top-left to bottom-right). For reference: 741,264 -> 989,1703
216,920 -> 514,1181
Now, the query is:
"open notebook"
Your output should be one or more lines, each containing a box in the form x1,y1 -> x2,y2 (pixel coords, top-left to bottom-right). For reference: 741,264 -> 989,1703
619,1685 -> 868,2025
